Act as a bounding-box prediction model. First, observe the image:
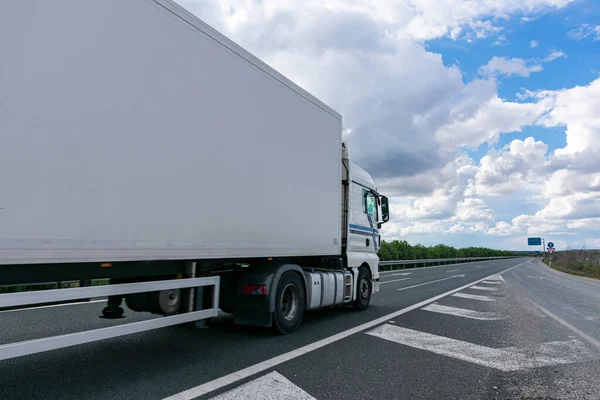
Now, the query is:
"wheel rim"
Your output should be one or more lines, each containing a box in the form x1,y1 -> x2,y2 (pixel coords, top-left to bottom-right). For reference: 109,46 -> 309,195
280,284 -> 298,321
158,289 -> 180,314
359,277 -> 370,301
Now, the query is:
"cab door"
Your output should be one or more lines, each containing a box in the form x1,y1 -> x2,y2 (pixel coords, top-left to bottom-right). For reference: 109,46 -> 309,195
348,183 -> 379,253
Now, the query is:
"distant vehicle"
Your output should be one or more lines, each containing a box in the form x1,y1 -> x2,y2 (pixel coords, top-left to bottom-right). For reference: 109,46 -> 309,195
0,0 -> 389,357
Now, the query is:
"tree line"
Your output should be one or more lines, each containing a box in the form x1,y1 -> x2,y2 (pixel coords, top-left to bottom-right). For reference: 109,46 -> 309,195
378,240 -> 517,261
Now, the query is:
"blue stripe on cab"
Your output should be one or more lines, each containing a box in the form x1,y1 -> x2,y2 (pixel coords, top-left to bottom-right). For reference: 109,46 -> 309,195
349,224 -> 379,234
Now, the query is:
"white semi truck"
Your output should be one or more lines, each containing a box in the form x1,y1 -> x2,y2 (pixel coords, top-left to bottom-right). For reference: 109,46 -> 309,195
0,0 -> 389,359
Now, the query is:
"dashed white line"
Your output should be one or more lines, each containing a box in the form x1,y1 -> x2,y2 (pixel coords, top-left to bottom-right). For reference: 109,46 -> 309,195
446,269 -> 459,273
379,278 -> 410,285
422,303 -> 503,320
396,275 -> 465,291
381,272 -> 412,278
451,293 -> 495,302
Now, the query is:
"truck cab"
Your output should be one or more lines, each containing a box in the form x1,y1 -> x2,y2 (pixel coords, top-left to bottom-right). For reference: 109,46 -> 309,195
341,142 -> 390,307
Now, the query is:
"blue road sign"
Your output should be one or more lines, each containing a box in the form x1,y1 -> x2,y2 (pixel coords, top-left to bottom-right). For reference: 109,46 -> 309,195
528,237 -> 542,246
547,242 -> 554,248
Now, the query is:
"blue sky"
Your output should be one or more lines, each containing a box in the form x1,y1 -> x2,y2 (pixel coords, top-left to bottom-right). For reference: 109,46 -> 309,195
184,0 -> 600,251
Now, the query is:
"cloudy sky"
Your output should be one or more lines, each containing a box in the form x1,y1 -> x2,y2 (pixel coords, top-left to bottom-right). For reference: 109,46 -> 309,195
176,0 -> 600,251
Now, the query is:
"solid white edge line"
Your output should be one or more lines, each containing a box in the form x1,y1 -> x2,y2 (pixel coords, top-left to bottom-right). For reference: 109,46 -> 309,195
0,299 -> 106,314
527,299 -> 600,350
162,259 -> 531,400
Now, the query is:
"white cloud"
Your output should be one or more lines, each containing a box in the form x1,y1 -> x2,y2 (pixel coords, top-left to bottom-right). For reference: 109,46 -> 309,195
181,0 -> 575,43
540,78 -> 600,159
479,56 -> 543,77
568,24 -> 600,41
479,49 -> 567,78
406,0 -> 573,40
530,39 -> 540,47
543,49 -> 567,62
473,137 -> 549,196
435,81 -> 551,149
492,35 -> 510,46
487,221 -> 518,236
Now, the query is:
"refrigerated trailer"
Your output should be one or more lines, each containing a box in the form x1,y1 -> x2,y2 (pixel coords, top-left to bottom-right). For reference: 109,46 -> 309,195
0,0 -> 389,358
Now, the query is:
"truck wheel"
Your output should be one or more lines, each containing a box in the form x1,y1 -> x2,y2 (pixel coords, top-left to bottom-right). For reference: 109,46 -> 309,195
273,272 -> 305,335
353,267 -> 372,311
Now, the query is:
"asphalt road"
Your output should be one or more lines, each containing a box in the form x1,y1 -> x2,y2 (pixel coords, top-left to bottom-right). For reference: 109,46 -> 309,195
1,258 -> 599,399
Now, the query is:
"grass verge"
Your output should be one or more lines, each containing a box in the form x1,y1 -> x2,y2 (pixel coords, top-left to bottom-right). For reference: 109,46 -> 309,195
544,250 -> 600,280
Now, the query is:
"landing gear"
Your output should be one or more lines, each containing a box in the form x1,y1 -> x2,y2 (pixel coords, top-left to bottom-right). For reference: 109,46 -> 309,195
102,296 -> 124,319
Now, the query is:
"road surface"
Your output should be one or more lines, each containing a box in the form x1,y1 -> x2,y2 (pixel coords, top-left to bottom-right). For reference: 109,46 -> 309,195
1,258 -> 599,399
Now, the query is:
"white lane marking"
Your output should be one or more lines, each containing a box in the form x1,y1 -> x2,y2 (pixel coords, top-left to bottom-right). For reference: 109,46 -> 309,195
366,324 -> 592,372
451,293 -> 495,302
486,274 -> 505,283
380,273 -> 412,278
380,278 -> 410,285
474,265 -> 482,268
528,300 -> 600,350
380,271 -> 412,275
446,269 -> 459,273
422,303 -> 503,320
481,280 -> 502,285
208,372 -> 315,400
468,285 -> 498,292
0,299 -> 105,314
162,260 -> 530,400
396,275 -> 465,291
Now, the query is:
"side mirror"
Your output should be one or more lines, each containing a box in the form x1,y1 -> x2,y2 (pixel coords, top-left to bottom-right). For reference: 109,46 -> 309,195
381,196 -> 389,223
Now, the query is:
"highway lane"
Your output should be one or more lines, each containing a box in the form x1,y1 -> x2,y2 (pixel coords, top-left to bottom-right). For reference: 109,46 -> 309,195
4,258 -> 598,399
198,258 -> 600,400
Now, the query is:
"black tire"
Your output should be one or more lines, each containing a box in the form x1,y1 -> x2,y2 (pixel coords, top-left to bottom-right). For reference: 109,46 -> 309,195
273,272 -> 305,335
353,266 -> 372,311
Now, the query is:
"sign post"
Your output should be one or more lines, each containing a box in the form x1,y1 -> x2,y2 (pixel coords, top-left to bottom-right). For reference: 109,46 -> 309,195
547,242 -> 554,266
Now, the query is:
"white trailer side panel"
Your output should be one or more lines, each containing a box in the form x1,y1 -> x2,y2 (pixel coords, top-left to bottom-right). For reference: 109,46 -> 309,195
0,0 -> 342,264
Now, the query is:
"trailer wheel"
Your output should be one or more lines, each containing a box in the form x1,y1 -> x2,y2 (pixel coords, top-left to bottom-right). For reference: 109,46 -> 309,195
273,272 -> 305,334
353,266 -> 372,311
